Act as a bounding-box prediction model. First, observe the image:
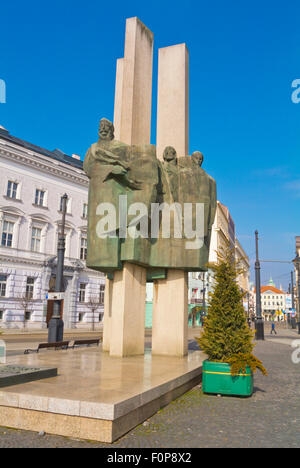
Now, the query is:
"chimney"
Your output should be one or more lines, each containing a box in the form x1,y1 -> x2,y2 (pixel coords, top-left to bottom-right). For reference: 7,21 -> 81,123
72,154 -> 81,160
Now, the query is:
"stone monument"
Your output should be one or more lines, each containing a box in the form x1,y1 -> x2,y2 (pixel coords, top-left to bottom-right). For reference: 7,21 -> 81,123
83,17 -> 217,358
0,17 -> 216,445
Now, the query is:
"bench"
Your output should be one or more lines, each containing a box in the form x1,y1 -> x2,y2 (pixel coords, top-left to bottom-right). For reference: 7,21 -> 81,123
24,341 -> 70,354
70,339 -> 100,349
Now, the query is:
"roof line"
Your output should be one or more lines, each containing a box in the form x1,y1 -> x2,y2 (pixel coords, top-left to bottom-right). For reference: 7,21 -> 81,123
0,128 -> 83,170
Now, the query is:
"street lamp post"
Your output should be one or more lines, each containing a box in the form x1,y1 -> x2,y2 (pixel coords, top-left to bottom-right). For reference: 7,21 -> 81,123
255,230 -> 264,340
202,272 -> 206,320
48,194 -> 67,343
292,254 -> 300,335
290,271 -> 296,329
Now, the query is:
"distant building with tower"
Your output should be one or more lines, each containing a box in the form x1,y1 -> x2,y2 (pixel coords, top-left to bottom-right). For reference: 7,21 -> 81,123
255,278 -> 287,322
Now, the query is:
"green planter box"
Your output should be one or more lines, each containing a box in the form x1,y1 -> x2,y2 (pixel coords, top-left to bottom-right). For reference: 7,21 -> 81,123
202,360 -> 253,397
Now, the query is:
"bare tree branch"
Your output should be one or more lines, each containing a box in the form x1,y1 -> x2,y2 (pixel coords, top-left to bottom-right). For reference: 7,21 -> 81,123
16,294 -> 35,329
85,294 -> 103,331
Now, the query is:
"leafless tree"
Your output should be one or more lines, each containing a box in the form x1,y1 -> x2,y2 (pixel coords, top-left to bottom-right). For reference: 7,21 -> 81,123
85,295 -> 103,331
17,294 -> 34,330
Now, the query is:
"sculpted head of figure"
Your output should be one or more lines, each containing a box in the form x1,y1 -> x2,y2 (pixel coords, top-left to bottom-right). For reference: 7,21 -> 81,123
163,146 -> 177,163
98,118 -> 114,141
191,151 -> 204,167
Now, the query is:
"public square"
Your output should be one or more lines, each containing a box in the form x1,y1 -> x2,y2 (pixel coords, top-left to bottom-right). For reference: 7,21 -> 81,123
1,0 -> 300,452
0,325 -> 299,448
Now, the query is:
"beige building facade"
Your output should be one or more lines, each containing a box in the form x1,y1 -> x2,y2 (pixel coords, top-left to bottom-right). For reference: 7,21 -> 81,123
235,237 -> 250,293
188,201 -> 250,309
208,201 -> 250,293
260,281 -> 287,322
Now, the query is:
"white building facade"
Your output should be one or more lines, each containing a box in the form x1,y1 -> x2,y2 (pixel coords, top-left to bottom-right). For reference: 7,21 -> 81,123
0,126 -> 105,329
261,282 -> 287,322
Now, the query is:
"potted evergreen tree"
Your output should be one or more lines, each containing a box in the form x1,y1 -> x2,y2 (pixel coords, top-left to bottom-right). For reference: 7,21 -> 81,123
197,248 -> 267,397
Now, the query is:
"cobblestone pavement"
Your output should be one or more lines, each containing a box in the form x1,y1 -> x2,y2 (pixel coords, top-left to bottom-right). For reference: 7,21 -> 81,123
0,327 -> 299,448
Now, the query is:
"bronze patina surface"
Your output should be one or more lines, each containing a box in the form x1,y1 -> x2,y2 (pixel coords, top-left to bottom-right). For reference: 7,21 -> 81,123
84,118 -> 217,276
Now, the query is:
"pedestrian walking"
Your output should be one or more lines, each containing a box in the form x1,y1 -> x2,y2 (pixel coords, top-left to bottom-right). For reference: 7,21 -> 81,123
270,322 -> 277,335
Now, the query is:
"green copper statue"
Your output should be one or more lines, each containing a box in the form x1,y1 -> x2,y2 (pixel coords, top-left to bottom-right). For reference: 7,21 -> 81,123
84,118 -> 159,272
84,118 -> 217,275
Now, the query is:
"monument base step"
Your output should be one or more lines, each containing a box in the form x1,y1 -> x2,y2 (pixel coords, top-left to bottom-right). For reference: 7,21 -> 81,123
0,347 -> 204,442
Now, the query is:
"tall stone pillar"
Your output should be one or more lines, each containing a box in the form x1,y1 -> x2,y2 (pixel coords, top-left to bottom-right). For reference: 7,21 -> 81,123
104,17 -> 153,357
114,16 -> 153,145
113,58 -> 124,142
156,43 -> 189,159
102,277 -> 113,352
152,270 -> 188,356
152,43 -> 190,356
109,264 -> 146,357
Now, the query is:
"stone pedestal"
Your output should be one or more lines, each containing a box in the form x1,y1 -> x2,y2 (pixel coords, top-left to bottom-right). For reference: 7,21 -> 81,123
152,270 -> 188,357
114,17 -> 153,146
105,262 -> 146,357
156,43 -> 189,159
102,277 -> 113,352
0,347 -> 204,443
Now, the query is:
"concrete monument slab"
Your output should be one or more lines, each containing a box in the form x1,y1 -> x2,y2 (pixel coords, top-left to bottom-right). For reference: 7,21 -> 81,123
0,347 -> 204,442
0,365 -> 57,388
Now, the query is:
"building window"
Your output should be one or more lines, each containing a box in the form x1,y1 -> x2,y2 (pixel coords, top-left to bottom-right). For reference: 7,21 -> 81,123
6,181 -> 18,199
0,276 -> 7,297
35,189 -> 45,206
99,312 -> 104,322
59,196 -> 70,214
26,277 -> 35,299
82,203 -> 88,219
80,237 -> 87,260
31,227 -> 42,252
78,312 -> 85,322
0,311 -> 3,321
25,311 -> 32,321
99,284 -> 105,305
1,221 -> 14,247
79,283 -> 86,302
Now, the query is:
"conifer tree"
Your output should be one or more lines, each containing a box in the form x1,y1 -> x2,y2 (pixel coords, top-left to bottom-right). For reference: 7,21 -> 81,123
197,248 -> 267,376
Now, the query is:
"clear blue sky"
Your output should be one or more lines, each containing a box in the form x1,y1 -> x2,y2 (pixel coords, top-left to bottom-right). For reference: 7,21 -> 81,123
1,0 -> 300,289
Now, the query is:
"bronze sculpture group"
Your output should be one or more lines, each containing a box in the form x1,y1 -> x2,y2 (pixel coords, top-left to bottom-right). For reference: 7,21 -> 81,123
84,118 -> 217,280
